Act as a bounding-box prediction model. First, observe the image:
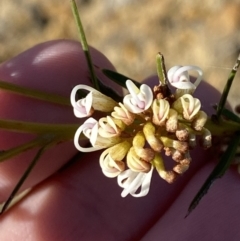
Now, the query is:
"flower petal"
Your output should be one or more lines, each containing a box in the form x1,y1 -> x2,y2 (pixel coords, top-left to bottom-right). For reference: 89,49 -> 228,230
70,84 -> 117,114
123,80 -> 153,113
117,166 -> 153,197
74,118 -> 103,152
167,65 -> 203,90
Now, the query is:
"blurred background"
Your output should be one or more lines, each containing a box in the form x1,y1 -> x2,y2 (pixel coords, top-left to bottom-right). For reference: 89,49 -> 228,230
0,0 -> 240,108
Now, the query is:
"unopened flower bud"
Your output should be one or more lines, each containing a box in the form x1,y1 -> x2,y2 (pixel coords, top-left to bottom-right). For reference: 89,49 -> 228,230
143,122 -> 163,152
152,154 -> 177,183
200,128 -> 212,149
133,132 -> 155,161
192,110 -> 208,131
166,109 -> 178,133
127,147 -> 151,172
160,136 -> 189,153
173,158 -> 191,174
189,133 -> 197,148
181,94 -> 201,121
176,125 -> 189,141
111,103 -> 135,125
99,141 -> 131,178
152,99 -> 170,126
98,116 -> 122,138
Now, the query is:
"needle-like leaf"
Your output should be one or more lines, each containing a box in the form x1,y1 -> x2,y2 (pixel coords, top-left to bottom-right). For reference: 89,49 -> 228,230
216,53 -> 240,120
185,133 -> 240,217
0,144 -> 49,214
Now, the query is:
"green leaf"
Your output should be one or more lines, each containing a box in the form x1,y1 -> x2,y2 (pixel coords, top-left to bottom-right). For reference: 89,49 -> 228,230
185,133 -> 240,217
101,69 -> 140,89
216,53 -> 240,120
98,77 -> 123,102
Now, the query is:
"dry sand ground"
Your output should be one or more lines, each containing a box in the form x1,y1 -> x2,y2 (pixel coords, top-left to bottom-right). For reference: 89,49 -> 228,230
0,0 -> 240,108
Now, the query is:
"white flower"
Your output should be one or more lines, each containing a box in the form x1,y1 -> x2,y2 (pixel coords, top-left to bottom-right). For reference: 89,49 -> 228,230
74,117 -> 102,152
99,141 -> 130,178
180,94 -> 201,120
111,103 -> 135,125
74,117 -> 120,152
117,166 -> 154,197
167,65 -> 203,90
70,84 -> 117,118
152,99 -> 170,126
70,90 -> 93,118
123,80 -> 153,113
98,116 -> 123,138
127,147 -> 152,172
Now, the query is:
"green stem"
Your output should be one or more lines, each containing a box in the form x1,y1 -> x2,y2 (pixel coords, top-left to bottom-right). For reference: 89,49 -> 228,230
156,52 -> 168,86
0,80 -> 70,106
71,0 -> 99,90
205,118 -> 240,136
0,119 -> 78,138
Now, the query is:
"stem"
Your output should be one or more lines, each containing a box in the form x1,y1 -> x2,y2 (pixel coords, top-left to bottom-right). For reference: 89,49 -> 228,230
71,0 -> 99,90
156,53 -> 168,86
205,118 -> 240,136
0,80 -> 70,106
180,118 -> 240,136
0,119 -> 78,138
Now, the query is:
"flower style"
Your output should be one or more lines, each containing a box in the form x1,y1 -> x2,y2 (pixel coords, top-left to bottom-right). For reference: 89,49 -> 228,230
123,79 -> 153,113
70,64 -> 211,198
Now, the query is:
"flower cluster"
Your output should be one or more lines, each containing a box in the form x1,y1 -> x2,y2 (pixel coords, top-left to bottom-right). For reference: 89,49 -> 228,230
70,65 -> 211,197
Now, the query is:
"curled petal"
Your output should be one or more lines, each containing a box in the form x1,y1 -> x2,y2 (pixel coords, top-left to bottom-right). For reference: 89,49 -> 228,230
71,90 -> 93,118
152,99 -> 170,126
100,150 -> 125,178
181,94 -> 201,120
123,80 -> 153,113
74,118 -> 103,152
167,65 -> 203,90
117,166 -> 153,197
70,84 -> 117,115
99,141 -> 131,178
191,110 -> 208,131
111,103 -> 135,125
98,116 -> 123,138
127,147 -> 151,172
